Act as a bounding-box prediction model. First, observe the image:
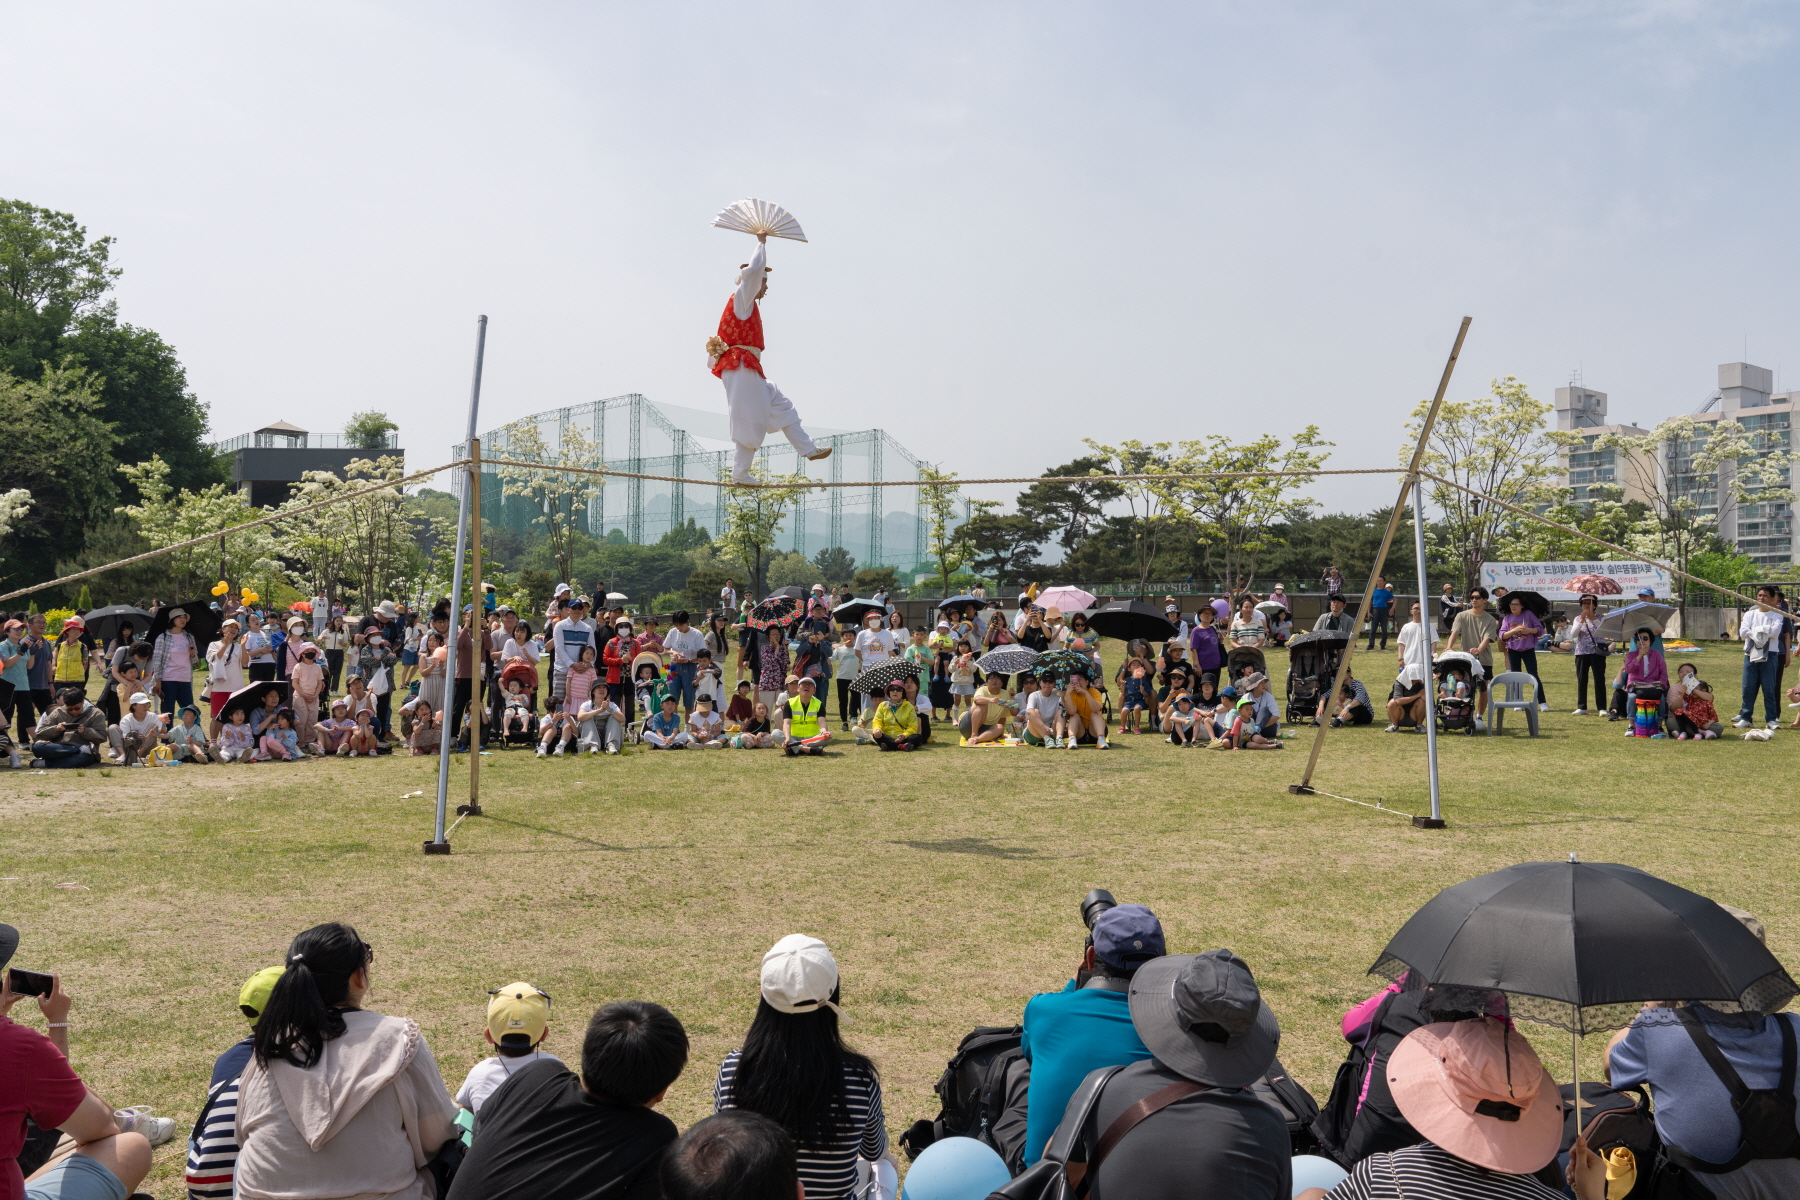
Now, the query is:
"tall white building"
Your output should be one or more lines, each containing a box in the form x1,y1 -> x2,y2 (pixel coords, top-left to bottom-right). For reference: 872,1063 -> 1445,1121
1553,385 -> 1655,505
1670,363 -> 1795,565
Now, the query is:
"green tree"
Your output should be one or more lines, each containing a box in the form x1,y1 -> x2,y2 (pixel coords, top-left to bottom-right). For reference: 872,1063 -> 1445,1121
713,468 -> 816,597
961,511 -> 1045,586
493,418 -> 603,586
0,363 -> 120,587
852,566 -> 902,598
1156,427 -> 1332,590
1080,440 -> 1175,593
344,410 -> 398,450
1404,377 -> 1563,593
277,456 -> 428,611
918,467 -> 992,599
657,518 -> 712,552
0,199 -> 119,379
117,454 -> 280,597
1016,455 -> 1122,555
51,516 -> 180,606
812,546 -> 856,585
682,568 -> 735,612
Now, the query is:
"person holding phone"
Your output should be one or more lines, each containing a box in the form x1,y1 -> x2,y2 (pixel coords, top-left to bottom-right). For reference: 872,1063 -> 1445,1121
1,922 -> 155,1200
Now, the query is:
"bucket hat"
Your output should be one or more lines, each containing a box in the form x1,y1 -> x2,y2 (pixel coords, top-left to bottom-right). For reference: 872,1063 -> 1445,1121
1387,1018 -> 1563,1174
1127,949 -> 1279,1087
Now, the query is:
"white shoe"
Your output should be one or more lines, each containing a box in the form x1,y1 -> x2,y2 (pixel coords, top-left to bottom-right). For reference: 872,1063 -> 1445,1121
1065,735 -> 1078,749
606,745 -> 619,754
115,1106 -> 176,1146
536,744 -> 548,757
731,472 -> 757,486
1474,718 -> 1487,732
1538,703 -> 1550,712
553,741 -> 566,756
1096,736 -> 1109,749
1733,718 -> 1751,728
1769,720 -> 1781,731
1571,708 -> 1587,716
8,752 -> 19,768
806,446 -> 832,462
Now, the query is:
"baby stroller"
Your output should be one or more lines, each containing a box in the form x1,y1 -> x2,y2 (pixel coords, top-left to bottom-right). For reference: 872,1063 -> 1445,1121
1226,646 -> 1266,687
1283,631 -> 1347,724
1433,652 -> 1482,736
494,658 -> 540,747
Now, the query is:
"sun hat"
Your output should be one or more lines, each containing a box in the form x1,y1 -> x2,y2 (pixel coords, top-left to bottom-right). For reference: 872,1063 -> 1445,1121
62,615 -> 85,630
127,691 -> 152,707
1091,904 -> 1165,971
1165,604 -> 1179,614
487,981 -> 552,1047
1241,672 -> 1268,690
331,698 -> 349,711
760,934 -> 848,1019
554,582 -> 571,597
1387,1018 -> 1563,1174
900,1137 -> 1012,1200
1127,949 -> 1280,1087
784,673 -> 801,685
377,600 -> 398,619
220,616 -> 240,629
238,966 -> 285,1020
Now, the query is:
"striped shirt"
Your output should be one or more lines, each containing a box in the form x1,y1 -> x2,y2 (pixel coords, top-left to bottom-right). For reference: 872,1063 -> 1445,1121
714,1050 -> 886,1200
186,1040 -> 254,1198
1326,1142 -> 1563,1200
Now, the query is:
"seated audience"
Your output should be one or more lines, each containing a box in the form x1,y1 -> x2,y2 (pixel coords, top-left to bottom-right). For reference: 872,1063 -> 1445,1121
687,694 -> 728,748
871,681 -> 925,752
661,1111 -> 801,1200
643,696 -> 690,749
455,983 -> 560,1116
779,677 -> 831,756
1065,950 -> 1292,1200
30,687 -> 108,769
714,935 -> 893,1200
234,922 -> 457,1200
186,966 -> 284,1199
1020,905 -> 1163,1165
448,1000 -> 688,1200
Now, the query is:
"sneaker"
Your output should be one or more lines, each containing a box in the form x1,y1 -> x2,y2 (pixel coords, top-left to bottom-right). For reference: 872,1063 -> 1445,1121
1096,736 -> 1109,749
606,745 -> 619,754
29,758 -> 44,768
1385,724 -> 1399,733
1675,732 -> 1688,740
552,742 -> 566,756
1065,735 -> 1078,749
1733,718 -> 1752,728
1651,732 -> 1666,739
114,1107 -> 176,1146
1607,712 -> 1620,722
1769,720 -> 1782,731
1538,704 -> 1550,712
536,744 -> 548,757
1473,718 -> 1486,732
8,752 -> 20,768
900,744 -> 914,752
1571,708 -> 1587,716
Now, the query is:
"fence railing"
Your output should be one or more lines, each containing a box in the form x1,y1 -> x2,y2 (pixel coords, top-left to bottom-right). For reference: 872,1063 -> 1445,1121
212,431 -> 401,453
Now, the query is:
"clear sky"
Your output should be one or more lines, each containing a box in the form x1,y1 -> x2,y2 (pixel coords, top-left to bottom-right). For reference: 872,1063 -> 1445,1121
4,1 -> 1797,515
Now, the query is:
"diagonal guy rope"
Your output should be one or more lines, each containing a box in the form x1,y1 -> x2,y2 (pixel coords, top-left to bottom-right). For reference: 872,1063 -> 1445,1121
0,457 -> 1776,612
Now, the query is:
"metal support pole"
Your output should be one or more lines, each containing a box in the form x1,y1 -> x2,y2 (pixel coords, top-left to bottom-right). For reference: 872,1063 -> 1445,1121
463,436 -> 484,817
1412,481 -> 1443,825
427,314 -> 487,856
1291,317 -> 1469,824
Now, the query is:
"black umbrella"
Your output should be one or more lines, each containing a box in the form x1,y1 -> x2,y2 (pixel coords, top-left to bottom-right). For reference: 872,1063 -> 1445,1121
936,594 -> 982,611
146,600 -> 224,649
1501,589 -> 1552,619
851,657 -> 925,695
833,598 -> 887,627
217,680 -> 291,724
764,585 -> 809,601
1087,599 -> 1176,643
81,605 -> 153,647
1373,859 -> 1798,1036
975,647 -> 1040,676
1286,629 -> 1352,653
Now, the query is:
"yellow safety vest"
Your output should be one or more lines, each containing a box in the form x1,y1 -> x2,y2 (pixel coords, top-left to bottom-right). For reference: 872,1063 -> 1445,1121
788,695 -> 823,737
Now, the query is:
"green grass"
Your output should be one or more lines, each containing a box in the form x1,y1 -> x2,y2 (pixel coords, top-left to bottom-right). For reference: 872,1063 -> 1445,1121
4,641 -> 1796,1196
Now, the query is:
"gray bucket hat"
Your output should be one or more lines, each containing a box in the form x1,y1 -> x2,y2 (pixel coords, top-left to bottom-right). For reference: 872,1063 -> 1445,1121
1127,949 -> 1280,1087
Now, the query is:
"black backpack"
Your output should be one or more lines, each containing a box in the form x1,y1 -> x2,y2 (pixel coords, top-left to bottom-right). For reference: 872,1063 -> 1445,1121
1551,1082 -> 1661,1198
903,1025 -> 1032,1172
1311,988 -> 1435,1168
1253,1057 -> 1323,1156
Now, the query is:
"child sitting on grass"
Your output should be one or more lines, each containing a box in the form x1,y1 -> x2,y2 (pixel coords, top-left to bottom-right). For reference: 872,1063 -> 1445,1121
1166,693 -> 1200,745
734,701 -> 776,749
218,707 -> 256,763
642,695 -> 689,749
169,704 -> 214,764
454,982 -> 559,1116
318,699 -> 356,755
687,693 -> 727,747
256,708 -> 302,761
724,679 -> 755,727
113,691 -> 165,766
345,708 -> 381,757
409,704 -> 441,755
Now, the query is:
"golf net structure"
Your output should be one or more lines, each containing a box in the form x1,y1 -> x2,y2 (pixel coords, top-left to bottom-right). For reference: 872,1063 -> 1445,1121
1368,950 -> 1800,1036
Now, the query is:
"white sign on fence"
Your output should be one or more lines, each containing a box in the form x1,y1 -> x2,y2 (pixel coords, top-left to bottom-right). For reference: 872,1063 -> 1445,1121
1479,561 -> 1671,599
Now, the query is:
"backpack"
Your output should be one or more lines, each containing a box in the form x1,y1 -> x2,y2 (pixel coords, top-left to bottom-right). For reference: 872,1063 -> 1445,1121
1553,1082 -> 1661,1198
1310,989 -> 1434,1167
1662,1009 -> 1800,1175
903,1025 -> 1031,1171
1253,1056 -> 1323,1156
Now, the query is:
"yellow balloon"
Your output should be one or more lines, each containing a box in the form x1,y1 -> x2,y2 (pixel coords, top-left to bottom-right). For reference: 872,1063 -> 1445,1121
242,590 -> 260,604
212,582 -> 229,596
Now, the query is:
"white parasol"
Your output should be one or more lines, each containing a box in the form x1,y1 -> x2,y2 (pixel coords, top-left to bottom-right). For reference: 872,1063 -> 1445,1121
712,198 -> 807,242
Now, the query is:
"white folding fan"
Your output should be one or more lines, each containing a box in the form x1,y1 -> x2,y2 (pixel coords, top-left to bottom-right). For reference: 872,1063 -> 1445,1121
711,198 -> 807,242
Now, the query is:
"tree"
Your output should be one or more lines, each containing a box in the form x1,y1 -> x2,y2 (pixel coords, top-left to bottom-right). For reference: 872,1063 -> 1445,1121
682,568 -> 735,612
51,516 -> 180,605
767,550 -> 826,591
657,518 -> 712,552
917,467 -> 992,599
852,566 -> 902,598
1404,377 -> 1563,593
493,417 -> 603,587
0,199 -> 120,379
713,468 -> 816,598
1157,427 -> 1332,590
278,456 -> 428,611
1081,440 -> 1174,593
1496,482 -> 1639,564
344,410 -> 398,450
961,511 -> 1046,586
117,455 -> 280,597
1016,455 -> 1122,555
0,363 -> 120,587
812,546 -> 856,585
1595,416 -> 1796,618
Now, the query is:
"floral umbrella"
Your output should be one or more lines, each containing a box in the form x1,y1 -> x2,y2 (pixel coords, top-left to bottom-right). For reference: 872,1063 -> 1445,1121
749,595 -> 802,630
1567,574 -> 1623,595
1030,648 -> 1102,681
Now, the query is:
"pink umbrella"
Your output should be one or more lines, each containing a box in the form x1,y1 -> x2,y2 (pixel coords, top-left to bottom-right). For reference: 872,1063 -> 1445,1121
1033,585 -> 1097,612
1566,574 -> 1622,595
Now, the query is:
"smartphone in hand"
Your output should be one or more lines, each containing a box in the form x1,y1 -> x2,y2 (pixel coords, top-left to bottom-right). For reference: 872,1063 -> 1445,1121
7,968 -> 54,997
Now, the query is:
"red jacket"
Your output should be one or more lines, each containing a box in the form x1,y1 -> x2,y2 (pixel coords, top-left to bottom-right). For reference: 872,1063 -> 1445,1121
602,635 -> 637,685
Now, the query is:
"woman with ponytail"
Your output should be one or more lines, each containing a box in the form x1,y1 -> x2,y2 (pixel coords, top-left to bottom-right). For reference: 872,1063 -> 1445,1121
233,923 -> 457,1200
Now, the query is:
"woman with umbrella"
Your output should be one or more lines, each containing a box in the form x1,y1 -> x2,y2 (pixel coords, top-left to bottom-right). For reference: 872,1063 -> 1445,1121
147,607 -> 201,718
1498,594 -> 1549,711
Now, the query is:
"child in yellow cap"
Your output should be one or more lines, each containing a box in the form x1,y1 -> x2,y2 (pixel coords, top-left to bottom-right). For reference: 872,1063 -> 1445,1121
455,982 -> 560,1114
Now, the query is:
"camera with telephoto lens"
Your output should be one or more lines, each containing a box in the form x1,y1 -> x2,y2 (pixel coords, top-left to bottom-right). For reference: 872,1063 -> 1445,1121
1075,889 -> 1118,987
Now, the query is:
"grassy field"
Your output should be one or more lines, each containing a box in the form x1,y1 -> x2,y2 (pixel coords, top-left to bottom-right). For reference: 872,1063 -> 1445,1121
4,640 -> 1797,1196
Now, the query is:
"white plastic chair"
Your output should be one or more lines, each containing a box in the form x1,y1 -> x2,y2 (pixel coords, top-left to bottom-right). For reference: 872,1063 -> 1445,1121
1488,671 -> 1541,737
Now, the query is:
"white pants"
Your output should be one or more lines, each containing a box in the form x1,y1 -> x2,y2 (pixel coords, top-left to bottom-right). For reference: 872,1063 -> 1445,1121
643,729 -> 690,748
722,368 -> 819,478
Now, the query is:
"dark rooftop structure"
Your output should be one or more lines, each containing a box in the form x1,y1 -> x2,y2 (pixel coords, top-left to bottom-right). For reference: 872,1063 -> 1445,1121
213,422 -> 403,508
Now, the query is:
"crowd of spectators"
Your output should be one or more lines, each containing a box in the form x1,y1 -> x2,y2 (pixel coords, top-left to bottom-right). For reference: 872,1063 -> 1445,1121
5,893 -> 1795,1200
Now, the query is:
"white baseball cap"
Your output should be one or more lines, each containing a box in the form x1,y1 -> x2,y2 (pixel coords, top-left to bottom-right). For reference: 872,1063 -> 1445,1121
760,934 -> 848,1020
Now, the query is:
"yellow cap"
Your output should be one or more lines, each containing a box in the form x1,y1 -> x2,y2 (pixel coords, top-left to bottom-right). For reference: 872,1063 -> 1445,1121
486,982 -> 551,1046
239,966 -> 285,1020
